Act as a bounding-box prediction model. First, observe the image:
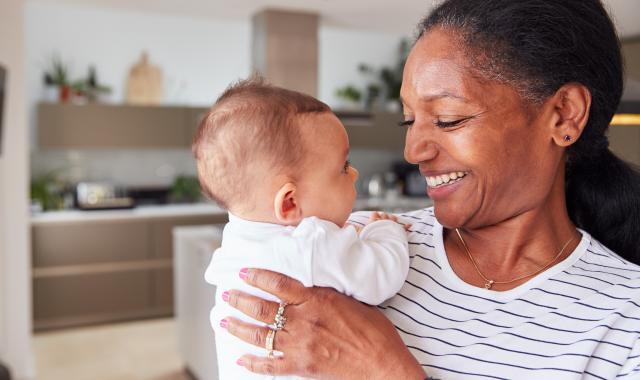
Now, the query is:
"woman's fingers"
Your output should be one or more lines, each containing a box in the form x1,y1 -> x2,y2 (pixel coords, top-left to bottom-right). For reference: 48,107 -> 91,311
227,290 -> 280,324
225,317 -> 289,351
242,268 -> 308,304
238,355 -> 296,376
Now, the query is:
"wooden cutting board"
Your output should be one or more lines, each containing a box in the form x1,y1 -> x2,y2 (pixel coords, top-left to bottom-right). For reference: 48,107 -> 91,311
126,52 -> 163,105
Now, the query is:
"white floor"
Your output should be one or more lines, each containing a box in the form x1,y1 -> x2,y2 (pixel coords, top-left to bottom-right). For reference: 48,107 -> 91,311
33,318 -> 191,380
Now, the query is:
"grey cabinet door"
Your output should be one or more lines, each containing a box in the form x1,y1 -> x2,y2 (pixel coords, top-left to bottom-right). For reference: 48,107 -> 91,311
342,111 -> 406,151
33,270 -> 153,330
609,125 -> 640,166
38,103 -> 190,148
32,221 -> 151,267
32,214 -> 226,330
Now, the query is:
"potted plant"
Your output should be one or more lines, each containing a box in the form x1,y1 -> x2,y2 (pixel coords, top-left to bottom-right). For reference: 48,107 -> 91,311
358,38 -> 410,111
72,65 -> 112,103
335,85 -> 363,110
169,175 -> 202,203
43,56 -> 72,102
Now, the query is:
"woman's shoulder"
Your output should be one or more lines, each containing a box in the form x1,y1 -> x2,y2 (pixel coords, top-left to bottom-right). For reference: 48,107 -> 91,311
579,234 -> 640,277
395,206 -> 436,221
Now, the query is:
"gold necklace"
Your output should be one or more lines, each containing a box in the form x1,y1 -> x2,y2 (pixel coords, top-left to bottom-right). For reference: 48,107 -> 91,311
454,228 -> 576,290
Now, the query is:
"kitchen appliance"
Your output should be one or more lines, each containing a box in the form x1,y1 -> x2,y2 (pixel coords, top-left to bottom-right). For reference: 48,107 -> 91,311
76,182 -> 135,210
392,161 -> 428,197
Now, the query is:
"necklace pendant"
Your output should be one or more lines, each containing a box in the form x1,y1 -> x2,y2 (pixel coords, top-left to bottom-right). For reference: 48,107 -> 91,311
484,280 -> 495,290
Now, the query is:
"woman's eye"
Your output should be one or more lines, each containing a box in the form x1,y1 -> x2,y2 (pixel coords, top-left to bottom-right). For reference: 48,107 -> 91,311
434,116 -> 473,129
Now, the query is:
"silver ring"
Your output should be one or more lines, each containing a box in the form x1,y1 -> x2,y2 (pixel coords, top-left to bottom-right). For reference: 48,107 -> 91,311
272,302 -> 287,331
265,328 -> 276,358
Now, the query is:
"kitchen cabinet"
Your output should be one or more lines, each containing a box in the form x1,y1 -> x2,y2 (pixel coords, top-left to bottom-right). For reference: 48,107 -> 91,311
37,102 -> 405,151
37,103 -> 200,149
342,111 -> 405,150
31,212 -> 228,330
609,125 -> 640,166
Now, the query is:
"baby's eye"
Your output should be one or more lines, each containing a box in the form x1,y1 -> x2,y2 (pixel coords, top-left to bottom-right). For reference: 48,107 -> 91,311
342,160 -> 351,173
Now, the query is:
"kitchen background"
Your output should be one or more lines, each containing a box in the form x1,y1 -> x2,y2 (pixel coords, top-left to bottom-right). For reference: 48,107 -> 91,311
27,1 -> 411,190
1,0 -> 640,379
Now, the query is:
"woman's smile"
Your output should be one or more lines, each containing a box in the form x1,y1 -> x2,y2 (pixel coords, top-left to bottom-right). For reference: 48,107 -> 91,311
424,171 -> 468,187
424,171 -> 469,200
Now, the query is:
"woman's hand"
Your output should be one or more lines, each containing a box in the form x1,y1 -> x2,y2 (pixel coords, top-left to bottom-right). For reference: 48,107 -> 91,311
223,268 -> 425,379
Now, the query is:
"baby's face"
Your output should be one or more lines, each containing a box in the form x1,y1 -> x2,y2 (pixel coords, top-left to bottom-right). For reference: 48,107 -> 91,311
296,113 -> 358,226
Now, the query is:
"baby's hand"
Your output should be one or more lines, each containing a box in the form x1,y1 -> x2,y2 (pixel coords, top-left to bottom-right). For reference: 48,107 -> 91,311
368,211 -> 412,231
344,222 -> 363,234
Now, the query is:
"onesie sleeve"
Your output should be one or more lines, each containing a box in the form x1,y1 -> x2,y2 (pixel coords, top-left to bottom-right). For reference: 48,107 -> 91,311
290,218 -> 409,305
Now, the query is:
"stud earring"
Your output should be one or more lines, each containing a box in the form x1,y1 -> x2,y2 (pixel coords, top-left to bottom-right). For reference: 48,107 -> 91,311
563,135 -> 572,142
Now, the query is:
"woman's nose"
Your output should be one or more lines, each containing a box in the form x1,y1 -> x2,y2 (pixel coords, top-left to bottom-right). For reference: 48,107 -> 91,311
404,128 -> 438,164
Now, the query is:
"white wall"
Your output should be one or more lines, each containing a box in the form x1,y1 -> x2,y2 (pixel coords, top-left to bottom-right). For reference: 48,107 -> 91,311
25,2 -> 252,107
26,1 -> 406,108
0,0 -> 35,378
319,26 -> 406,107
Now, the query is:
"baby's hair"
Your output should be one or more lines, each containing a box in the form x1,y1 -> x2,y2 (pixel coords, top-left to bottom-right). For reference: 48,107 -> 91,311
192,76 -> 331,211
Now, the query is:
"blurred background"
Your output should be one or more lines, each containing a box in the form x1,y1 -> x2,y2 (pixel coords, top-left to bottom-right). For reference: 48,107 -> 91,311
0,0 -> 639,379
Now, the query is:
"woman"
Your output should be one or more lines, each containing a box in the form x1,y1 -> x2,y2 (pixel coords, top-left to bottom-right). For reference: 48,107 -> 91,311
220,0 -> 640,378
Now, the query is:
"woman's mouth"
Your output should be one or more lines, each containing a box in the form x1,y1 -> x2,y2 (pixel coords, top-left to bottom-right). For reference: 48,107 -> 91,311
426,171 -> 468,188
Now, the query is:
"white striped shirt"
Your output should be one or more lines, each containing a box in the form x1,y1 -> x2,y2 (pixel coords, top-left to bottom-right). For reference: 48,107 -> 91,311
350,207 -> 640,380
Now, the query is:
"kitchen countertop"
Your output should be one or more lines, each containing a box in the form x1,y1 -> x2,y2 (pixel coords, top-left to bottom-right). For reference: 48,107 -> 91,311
31,196 -> 433,225
30,203 -> 226,225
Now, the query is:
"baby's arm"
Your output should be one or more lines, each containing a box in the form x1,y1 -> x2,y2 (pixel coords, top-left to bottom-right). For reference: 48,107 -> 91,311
346,211 -> 411,233
293,215 -> 410,305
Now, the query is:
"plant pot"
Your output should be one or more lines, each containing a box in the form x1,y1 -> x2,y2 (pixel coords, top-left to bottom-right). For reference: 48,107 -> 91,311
58,85 -> 72,103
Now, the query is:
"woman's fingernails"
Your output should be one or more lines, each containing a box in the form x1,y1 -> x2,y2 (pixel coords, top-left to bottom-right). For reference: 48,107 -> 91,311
236,358 -> 245,366
220,319 -> 228,329
222,291 -> 230,302
239,268 -> 249,280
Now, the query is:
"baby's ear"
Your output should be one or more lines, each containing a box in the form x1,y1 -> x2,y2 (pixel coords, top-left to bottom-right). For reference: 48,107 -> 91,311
274,182 -> 302,225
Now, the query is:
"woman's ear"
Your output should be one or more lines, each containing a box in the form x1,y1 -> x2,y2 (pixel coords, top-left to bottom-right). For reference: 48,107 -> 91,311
549,83 -> 592,147
274,182 -> 303,225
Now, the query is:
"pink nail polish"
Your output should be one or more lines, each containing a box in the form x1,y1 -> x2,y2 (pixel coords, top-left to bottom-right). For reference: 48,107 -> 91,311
239,268 -> 249,280
220,319 -> 228,329
236,358 -> 244,366
222,291 -> 230,302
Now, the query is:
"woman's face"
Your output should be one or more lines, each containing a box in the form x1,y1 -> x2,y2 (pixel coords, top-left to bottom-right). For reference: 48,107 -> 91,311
401,28 -> 562,229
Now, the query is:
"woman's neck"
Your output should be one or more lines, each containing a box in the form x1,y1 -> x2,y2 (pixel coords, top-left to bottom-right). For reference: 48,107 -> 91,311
442,182 -> 581,291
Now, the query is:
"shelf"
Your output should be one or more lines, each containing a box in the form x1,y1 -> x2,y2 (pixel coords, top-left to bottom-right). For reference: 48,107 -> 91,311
37,103 -> 404,151
37,103 -> 208,149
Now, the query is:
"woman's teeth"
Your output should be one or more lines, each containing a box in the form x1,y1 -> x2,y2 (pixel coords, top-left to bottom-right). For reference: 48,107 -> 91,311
426,172 -> 467,187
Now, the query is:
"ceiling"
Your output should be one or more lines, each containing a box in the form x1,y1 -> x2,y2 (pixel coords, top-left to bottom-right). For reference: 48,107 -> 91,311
30,0 -> 640,38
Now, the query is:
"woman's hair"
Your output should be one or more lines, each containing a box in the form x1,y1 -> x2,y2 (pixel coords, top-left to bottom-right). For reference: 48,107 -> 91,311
419,0 -> 640,264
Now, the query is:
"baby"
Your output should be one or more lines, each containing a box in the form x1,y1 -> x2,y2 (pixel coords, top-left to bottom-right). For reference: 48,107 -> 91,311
192,77 -> 410,379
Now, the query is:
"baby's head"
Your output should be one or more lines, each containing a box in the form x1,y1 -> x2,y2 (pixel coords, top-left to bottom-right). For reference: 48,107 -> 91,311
193,77 -> 358,226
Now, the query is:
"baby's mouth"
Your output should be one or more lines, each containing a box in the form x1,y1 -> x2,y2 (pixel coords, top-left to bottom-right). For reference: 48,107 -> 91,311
426,172 -> 468,188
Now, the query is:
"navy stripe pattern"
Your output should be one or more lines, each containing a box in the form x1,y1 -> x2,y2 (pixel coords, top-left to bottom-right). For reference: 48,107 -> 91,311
348,208 -> 640,379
